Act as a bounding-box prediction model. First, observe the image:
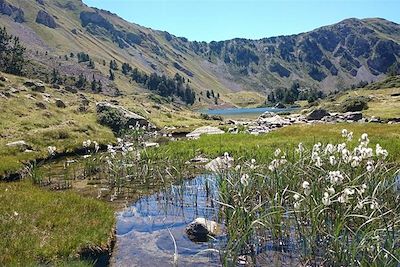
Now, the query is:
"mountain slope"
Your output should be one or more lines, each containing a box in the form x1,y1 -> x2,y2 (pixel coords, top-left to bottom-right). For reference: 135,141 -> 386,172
0,0 -> 399,107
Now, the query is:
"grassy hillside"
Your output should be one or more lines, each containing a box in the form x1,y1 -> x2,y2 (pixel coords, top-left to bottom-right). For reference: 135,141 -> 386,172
1,0 -> 399,108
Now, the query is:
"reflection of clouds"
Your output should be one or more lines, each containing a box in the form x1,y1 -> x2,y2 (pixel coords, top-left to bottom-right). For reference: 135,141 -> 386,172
112,175 -> 221,266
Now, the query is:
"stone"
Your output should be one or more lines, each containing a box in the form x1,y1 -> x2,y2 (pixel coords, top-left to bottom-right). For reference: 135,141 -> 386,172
369,116 -> 382,123
258,111 -> 276,119
6,140 -> 31,150
55,98 -> 66,108
344,112 -> 362,121
35,102 -> 46,109
36,10 -> 57,28
274,102 -> 286,109
185,218 -> 222,242
306,109 -> 330,121
52,84 -> 60,89
0,76 -> 7,82
24,80 -> 45,92
65,86 -> 78,93
96,102 -> 151,127
143,142 -> 159,148
186,126 -> 224,139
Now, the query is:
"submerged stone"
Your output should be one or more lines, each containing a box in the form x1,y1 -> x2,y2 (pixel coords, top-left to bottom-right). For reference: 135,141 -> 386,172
185,218 -> 222,242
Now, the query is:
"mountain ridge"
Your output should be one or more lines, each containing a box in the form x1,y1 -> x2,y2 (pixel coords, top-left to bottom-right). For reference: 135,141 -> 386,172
0,0 -> 399,107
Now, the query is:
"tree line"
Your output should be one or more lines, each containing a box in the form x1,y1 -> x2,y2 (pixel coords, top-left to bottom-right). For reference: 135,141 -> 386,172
121,62 -> 196,105
0,27 -> 26,75
267,82 -> 325,104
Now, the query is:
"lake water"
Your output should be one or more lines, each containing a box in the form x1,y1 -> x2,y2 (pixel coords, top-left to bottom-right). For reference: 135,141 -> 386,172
200,107 -> 298,118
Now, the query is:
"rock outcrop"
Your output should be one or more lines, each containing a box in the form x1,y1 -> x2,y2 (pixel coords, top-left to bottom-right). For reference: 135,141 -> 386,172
307,109 -> 330,120
36,10 -> 57,28
186,126 -> 224,139
0,0 -> 24,22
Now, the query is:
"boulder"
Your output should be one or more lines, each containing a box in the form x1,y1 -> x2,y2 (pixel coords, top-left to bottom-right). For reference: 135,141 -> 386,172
36,10 -> 57,28
6,140 -> 31,151
344,112 -> 363,122
55,98 -> 66,108
258,111 -> 276,119
24,80 -> 45,92
0,0 -> 25,22
274,102 -> 287,109
0,76 -> 7,82
65,86 -> 78,93
369,116 -> 382,123
35,102 -> 46,109
96,102 -> 151,130
306,109 -> 330,121
185,218 -> 222,242
186,126 -> 224,139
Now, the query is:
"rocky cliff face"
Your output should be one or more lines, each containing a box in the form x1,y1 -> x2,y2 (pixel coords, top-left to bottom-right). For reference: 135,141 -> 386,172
0,0 -> 24,22
35,10 -> 57,28
0,0 -> 399,103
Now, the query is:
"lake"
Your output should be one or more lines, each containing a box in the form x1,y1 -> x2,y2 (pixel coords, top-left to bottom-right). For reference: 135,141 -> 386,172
200,107 -> 299,119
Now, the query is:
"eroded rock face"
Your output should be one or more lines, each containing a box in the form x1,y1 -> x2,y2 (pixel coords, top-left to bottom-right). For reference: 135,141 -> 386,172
0,0 -> 24,22
36,10 -> 57,28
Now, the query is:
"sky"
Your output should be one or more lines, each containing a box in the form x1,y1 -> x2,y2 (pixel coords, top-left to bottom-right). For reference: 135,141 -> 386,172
83,0 -> 400,42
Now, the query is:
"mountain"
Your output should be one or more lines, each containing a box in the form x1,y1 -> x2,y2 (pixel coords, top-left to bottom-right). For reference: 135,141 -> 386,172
0,0 -> 399,107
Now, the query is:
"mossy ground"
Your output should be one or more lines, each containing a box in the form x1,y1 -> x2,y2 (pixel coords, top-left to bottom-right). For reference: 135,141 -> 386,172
0,180 -> 114,266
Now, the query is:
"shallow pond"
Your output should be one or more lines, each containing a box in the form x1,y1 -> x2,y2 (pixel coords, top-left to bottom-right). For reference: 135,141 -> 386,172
111,175 -> 223,266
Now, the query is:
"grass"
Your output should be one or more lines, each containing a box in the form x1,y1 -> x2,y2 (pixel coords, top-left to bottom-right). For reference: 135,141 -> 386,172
320,87 -> 400,119
151,123 -> 400,163
0,180 -> 115,266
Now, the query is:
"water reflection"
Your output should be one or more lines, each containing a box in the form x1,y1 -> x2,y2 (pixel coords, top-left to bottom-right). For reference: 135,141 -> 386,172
112,175 -> 223,266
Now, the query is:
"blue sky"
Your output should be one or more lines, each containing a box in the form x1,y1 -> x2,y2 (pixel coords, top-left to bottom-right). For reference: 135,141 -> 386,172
83,0 -> 400,42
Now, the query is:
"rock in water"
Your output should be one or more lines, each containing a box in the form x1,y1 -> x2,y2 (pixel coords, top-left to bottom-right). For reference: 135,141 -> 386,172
307,109 -> 330,121
274,102 -> 286,109
36,10 -> 57,28
185,218 -> 222,242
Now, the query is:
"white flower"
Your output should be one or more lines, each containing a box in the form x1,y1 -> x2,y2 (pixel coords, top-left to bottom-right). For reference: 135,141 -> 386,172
361,133 -> 368,142
356,201 -> 364,209
313,142 -> 322,153
351,156 -> 361,167
338,193 -> 349,203
360,184 -> 367,194
47,146 -> 56,155
302,181 -> 311,196
294,202 -> 301,210
325,144 -> 335,154
251,159 -> 256,164
370,201 -> 379,210
327,187 -> 335,195
13,211 -> 19,216
342,149 -> 351,163
337,143 -> 346,153
341,129 -> 348,138
376,144 -> 388,159
315,157 -> 322,168
293,193 -> 301,201
240,174 -> 249,186
366,160 -> 374,172
297,143 -> 304,153
235,165 -> 241,171
344,188 -> 355,196
117,138 -> 123,143
93,141 -> 100,152
329,156 -> 337,166
328,171 -> 344,185
274,148 -> 281,157
347,132 -> 353,141
322,192 -> 331,206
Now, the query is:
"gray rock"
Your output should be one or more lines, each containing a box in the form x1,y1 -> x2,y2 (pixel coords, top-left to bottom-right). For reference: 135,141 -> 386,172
369,116 -> 382,123
55,99 -> 66,108
185,218 -> 222,242
24,80 -> 45,92
307,109 -> 330,121
36,10 -> 57,28
274,102 -> 286,109
258,111 -> 276,119
6,140 -> 31,150
36,102 -> 46,109
0,76 -> 7,82
65,86 -> 77,93
344,112 -> 362,121
96,102 -> 151,128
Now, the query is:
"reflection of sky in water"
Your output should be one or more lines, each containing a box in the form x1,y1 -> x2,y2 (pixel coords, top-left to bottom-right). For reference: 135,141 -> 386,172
112,175 -> 223,266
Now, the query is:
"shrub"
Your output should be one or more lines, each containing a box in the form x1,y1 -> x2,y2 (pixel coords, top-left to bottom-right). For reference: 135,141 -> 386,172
340,96 -> 369,112
97,108 -> 126,133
